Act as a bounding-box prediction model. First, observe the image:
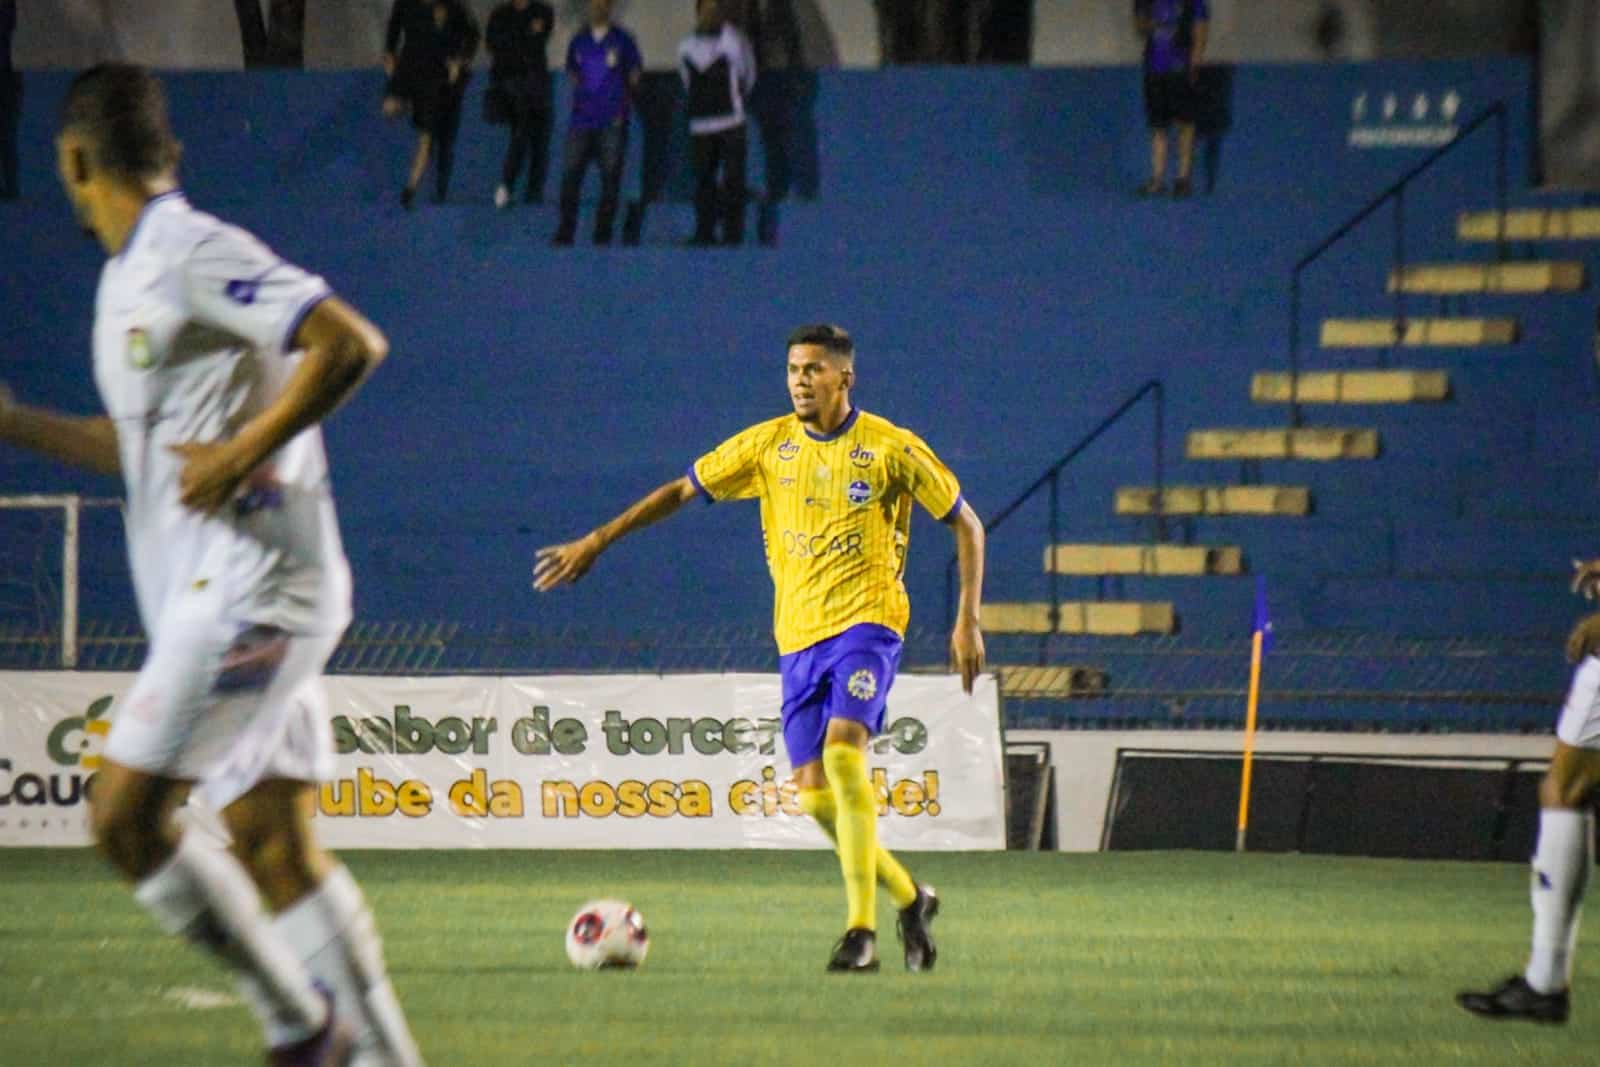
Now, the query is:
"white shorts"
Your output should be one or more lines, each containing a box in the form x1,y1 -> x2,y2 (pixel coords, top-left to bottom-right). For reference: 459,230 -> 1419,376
103,619 -> 342,810
1556,655 -> 1600,749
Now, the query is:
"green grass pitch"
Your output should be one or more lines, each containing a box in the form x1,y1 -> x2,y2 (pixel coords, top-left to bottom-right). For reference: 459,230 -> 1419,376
0,848 -> 1592,1065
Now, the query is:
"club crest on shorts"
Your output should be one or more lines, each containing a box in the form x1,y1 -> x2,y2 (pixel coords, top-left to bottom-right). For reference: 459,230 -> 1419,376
847,667 -> 878,701
126,327 -> 154,369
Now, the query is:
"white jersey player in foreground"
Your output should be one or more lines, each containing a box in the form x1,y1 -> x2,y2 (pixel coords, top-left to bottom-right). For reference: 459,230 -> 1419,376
0,64 -> 420,1065
1458,561 -> 1600,1024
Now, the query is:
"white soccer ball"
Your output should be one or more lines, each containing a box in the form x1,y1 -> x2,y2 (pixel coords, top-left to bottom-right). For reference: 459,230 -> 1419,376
565,899 -> 650,970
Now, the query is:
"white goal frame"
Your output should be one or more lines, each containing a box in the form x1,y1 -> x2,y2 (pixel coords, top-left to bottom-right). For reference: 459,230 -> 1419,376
0,494 -> 122,668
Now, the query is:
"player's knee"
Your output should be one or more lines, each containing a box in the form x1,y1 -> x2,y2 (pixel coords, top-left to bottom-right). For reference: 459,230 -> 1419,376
231,822 -> 312,886
88,790 -> 163,878
1540,767 -> 1596,810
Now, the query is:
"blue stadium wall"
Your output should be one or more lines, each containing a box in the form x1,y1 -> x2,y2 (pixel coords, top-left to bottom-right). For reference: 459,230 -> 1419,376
4,58 -> 1594,649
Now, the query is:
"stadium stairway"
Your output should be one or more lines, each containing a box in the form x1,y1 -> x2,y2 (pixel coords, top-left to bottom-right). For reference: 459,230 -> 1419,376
984,198 -> 1598,723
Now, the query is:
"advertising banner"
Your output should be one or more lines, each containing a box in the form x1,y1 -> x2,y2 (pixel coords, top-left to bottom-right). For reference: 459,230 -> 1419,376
0,672 -> 1004,850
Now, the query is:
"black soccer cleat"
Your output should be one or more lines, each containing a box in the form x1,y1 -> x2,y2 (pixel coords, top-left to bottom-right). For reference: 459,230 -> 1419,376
826,927 -> 880,973
1456,975 -> 1570,1024
896,884 -> 940,972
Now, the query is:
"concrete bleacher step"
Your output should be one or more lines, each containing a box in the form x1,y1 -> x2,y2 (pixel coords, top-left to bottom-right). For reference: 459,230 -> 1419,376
1115,485 -> 1310,516
996,665 -> 1108,699
1320,317 -> 1518,347
1458,208 -> 1600,242
1186,427 -> 1380,461
1251,370 -> 1450,404
1044,543 -> 1244,576
981,601 -> 1176,635
1387,261 -> 1585,294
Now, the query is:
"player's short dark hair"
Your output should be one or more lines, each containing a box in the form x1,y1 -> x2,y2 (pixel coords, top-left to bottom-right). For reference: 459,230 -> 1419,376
786,324 -> 854,361
60,63 -> 180,179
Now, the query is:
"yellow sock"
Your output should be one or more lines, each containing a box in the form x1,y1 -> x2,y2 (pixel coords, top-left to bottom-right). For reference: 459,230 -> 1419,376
798,786 -> 919,911
822,743 -> 877,931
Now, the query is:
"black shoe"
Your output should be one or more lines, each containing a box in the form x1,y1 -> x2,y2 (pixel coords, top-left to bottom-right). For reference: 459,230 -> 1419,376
826,927 -> 879,973
400,186 -> 416,210
1136,179 -> 1167,198
1457,975 -> 1570,1024
896,885 -> 939,972
551,230 -> 575,247
1173,177 -> 1193,198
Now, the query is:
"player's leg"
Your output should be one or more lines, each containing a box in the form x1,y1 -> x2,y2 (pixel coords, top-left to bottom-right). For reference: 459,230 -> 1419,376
225,779 -> 423,1067
721,126 -> 748,246
1174,121 -> 1196,195
1459,655 -> 1600,1023
1139,73 -> 1168,195
404,132 -> 432,209
594,122 -> 627,245
89,759 -> 337,1057
554,127 -> 592,244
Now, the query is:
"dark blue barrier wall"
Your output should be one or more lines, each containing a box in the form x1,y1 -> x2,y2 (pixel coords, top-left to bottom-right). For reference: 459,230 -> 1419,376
6,59 -> 1592,649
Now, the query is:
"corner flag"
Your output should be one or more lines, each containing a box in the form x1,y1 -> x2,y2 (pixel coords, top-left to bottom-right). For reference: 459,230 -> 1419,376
1237,576 -> 1271,851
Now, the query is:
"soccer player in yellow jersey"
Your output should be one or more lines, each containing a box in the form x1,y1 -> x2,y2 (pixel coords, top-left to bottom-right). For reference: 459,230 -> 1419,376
535,323 -> 986,972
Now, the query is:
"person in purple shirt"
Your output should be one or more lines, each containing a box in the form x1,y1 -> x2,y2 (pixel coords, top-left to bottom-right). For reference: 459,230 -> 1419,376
1135,0 -> 1208,198
554,0 -> 643,246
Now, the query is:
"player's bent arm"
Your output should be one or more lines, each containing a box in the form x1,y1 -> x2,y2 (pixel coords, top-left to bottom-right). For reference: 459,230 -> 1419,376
0,383 -> 120,475
172,298 -> 386,513
946,499 -> 987,693
534,476 -> 698,591
234,297 -> 387,463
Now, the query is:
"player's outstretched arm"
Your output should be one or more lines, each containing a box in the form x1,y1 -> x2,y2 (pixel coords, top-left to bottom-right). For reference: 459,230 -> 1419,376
0,381 -> 121,475
534,476 -> 699,592
171,297 -> 387,513
946,499 -> 987,693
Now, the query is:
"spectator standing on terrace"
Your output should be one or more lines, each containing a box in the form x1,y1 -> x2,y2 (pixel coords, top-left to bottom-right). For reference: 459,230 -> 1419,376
553,0 -> 642,246
0,0 -> 18,200
383,0 -> 480,209
486,0 -> 555,209
1135,0 -> 1208,198
679,0 -> 757,246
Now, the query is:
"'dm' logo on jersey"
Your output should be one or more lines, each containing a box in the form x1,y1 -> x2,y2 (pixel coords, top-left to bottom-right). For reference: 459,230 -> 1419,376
849,444 -> 875,468
777,440 -> 799,461
847,668 -> 878,701
126,328 -> 154,370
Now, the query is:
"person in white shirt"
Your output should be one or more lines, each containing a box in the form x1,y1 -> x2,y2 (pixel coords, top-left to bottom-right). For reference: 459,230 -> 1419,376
679,0 -> 757,246
0,64 -> 421,1067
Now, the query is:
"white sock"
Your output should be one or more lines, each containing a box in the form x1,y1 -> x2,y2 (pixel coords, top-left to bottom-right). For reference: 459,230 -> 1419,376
133,833 -> 328,1046
274,865 -> 424,1067
1525,808 -> 1593,994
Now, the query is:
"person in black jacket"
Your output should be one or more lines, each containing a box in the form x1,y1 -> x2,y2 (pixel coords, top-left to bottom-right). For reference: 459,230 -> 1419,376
0,0 -> 18,201
383,0 -> 480,208
486,0 -> 555,208
678,0 -> 756,245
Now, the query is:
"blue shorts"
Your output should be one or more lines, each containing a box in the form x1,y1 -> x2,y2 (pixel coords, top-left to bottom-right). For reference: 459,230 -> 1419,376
778,623 -> 903,769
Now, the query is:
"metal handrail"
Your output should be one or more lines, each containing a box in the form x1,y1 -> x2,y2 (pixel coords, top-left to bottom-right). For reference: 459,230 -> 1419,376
943,378 -> 1165,632
1286,100 -> 1508,427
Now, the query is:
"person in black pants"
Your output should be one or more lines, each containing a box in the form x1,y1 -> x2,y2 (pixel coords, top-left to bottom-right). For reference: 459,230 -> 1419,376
0,0 -> 18,201
554,0 -> 642,246
487,0 -> 554,208
679,0 -> 756,245
383,0 -> 479,208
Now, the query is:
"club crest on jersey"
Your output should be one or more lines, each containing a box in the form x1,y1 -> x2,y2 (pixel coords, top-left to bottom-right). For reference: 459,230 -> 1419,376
224,278 -> 260,305
849,444 -> 875,469
777,440 -> 799,461
126,328 -> 154,369
847,668 -> 878,701
847,480 -> 873,505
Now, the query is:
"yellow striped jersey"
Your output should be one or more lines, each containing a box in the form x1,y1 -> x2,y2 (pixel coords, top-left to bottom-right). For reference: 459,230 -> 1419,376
689,408 -> 964,655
